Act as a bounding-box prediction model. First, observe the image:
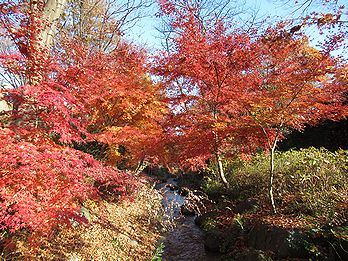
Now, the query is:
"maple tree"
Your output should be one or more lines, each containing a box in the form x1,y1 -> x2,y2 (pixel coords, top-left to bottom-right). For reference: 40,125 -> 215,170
154,0 -> 266,187
0,128 -> 135,237
256,1 -> 348,212
244,25 -> 348,213
50,0 -> 168,169
0,0 -> 163,241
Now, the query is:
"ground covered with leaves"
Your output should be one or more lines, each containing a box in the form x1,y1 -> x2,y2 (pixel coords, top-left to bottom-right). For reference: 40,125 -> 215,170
1,183 -> 166,261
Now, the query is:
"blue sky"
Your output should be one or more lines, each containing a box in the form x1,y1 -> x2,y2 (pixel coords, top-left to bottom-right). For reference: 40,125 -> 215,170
124,0 -> 293,48
125,0 -> 347,57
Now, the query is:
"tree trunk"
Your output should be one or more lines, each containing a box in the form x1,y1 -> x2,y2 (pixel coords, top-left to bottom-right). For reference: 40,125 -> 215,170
26,0 -> 67,85
39,0 -> 67,49
213,125 -> 229,189
269,140 -> 277,214
216,152 -> 229,189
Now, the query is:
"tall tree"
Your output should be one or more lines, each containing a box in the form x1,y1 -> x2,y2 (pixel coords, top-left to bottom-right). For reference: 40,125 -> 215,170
39,0 -> 67,48
0,0 -> 67,86
244,24 -> 348,213
155,0 -> 264,187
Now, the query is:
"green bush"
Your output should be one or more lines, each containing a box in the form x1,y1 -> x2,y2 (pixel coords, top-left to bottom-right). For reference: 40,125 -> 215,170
204,148 -> 348,223
274,148 -> 347,218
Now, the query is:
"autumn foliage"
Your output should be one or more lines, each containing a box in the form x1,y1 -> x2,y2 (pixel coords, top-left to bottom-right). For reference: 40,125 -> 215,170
0,129 -> 134,235
0,0 -> 163,240
154,1 -> 267,186
155,0 -> 347,208
0,0 -> 347,247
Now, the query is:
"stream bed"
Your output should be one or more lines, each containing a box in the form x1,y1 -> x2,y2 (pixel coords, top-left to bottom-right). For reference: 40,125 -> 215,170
156,178 -> 220,261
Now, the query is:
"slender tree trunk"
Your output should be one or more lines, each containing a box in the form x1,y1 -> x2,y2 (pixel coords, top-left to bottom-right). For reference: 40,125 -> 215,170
213,126 -> 229,189
269,140 -> 277,214
212,110 -> 229,188
216,151 -> 229,189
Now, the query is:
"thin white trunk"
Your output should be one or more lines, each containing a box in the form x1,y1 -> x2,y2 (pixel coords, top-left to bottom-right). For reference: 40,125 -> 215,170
216,151 -> 229,188
269,140 -> 277,214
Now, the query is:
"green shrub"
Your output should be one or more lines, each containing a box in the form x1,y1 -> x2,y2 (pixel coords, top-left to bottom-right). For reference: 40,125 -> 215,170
204,148 -> 348,223
274,148 -> 347,219
203,155 -> 269,200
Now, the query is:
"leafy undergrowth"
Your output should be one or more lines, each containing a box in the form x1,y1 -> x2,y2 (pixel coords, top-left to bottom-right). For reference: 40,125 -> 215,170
199,147 -> 348,259
1,184 -> 165,261
204,147 -> 348,227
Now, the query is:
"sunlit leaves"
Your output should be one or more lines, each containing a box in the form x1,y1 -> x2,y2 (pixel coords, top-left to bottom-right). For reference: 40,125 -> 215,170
0,0 -> 144,240
0,128 -> 136,236
154,0 -> 264,171
154,0 -> 347,172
